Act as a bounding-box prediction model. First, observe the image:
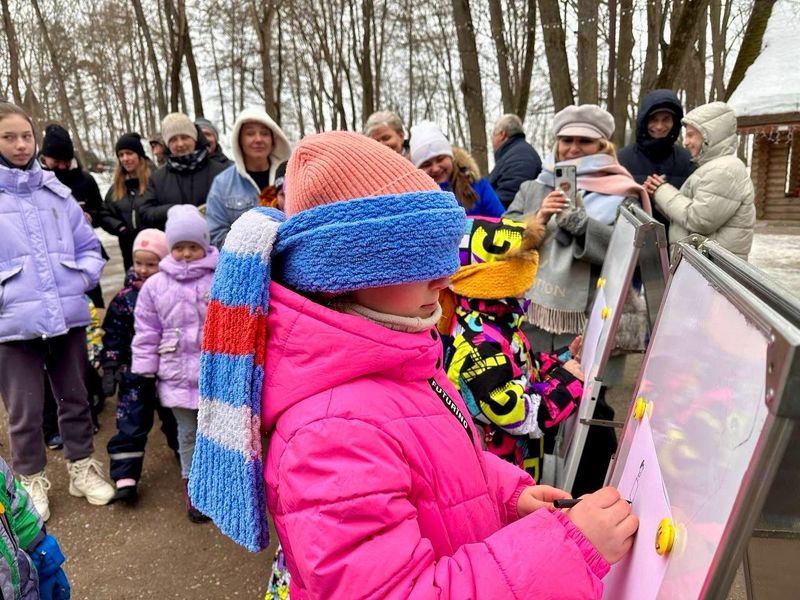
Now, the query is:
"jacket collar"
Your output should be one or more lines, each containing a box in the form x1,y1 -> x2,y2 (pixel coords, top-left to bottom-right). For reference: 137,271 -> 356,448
158,246 -> 219,280
0,161 -> 71,198
493,132 -> 526,161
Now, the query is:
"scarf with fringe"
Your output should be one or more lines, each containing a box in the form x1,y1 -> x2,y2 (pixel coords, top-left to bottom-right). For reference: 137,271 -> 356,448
527,153 -> 648,334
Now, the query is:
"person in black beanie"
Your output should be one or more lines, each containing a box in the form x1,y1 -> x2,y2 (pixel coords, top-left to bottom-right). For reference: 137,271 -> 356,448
97,133 -> 155,270
39,124 -> 109,450
618,90 -> 695,235
40,124 -> 107,305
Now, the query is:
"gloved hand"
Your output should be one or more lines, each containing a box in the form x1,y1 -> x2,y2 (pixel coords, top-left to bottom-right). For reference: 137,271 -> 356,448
30,534 -> 71,600
102,366 -> 118,397
556,205 -> 588,235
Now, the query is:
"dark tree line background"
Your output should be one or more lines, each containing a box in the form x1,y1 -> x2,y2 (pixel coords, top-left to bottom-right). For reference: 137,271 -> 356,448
0,0 -> 772,172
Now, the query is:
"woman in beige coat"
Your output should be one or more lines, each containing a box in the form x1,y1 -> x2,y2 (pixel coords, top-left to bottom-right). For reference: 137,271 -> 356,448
644,102 -> 755,260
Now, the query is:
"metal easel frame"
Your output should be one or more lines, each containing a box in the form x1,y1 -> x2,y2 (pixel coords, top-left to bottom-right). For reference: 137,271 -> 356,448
553,202 -> 669,492
607,238 -> 800,599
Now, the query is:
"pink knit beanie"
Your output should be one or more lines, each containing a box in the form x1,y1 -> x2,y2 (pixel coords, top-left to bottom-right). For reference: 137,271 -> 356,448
284,131 -> 438,216
132,229 -> 168,260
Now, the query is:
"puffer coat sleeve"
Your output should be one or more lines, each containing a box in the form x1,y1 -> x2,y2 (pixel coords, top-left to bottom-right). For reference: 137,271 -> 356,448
653,157 -> 751,239
131,277 -> 162,376
276,417 -> 608,599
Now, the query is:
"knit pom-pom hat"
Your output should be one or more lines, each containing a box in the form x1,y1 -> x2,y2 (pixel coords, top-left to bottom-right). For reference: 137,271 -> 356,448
189,132 -> 466,551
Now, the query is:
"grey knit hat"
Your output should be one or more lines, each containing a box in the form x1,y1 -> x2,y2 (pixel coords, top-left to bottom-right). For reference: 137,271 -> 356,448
552,104 -> 615,140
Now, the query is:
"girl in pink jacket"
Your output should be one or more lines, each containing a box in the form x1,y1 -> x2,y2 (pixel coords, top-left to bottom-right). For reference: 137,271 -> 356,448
190,132 -> 638,599
132,204 -> 217,522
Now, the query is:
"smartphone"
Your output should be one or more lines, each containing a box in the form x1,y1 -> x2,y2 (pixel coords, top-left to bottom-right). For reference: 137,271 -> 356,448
554,165 -> 577,206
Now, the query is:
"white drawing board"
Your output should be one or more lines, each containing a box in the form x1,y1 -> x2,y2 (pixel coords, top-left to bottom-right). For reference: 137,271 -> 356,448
602,413 -> 671,599
554,210 -> 642,491
607,243 -> 799,599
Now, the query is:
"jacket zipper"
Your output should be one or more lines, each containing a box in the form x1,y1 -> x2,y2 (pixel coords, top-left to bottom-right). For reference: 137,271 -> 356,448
51,208 -> 64,242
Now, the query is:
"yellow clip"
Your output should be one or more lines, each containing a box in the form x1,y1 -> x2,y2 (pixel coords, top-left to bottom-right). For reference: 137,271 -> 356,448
596,278 -> 605,289
600,306 -> 610,320
0,503 -> 4,515
655,518 -> 676,555
633,397 -> 648,421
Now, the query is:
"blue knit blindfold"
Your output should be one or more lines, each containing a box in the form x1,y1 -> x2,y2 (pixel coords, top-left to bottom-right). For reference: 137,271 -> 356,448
275,191 -> 466,292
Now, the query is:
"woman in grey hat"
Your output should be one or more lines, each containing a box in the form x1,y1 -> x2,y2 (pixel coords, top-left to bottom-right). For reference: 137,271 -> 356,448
505,105 -> 650,494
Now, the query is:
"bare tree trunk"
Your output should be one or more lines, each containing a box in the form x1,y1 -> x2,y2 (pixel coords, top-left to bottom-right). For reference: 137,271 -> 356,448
577,0 -> 599,104
487,0 -> 536,119
1,0 -> 23,105
539,0 -> 575,110
406,0 -> 414,127
451,0 -> 488,173
180,5 -> 204,117
655,0 -> 711,89
209,21 -> 227,129
641,0 -> 663,94
249,0 -> 280,122
31,0 -> 87,164
708,0 -> 731,101
132,0 -> 167,118
488,0 -> 514,114
607,0 -> 617,111
725,0 -> 777,99
685,5 -> 707,109
514,0 -> 537,119
164,0 -> 184,113
360,0 -> 375,122
612,0 -> 635,147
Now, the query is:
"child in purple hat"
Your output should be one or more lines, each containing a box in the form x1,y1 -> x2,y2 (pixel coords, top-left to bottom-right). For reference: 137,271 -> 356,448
132,206 -> 218,521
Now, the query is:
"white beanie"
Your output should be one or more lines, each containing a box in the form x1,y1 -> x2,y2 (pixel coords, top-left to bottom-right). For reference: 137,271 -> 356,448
409,121 -> 453,168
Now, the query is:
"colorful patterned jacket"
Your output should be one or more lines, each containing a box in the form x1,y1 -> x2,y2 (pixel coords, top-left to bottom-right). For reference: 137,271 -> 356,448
100,269 -> 144,371
441,217 -> 582,481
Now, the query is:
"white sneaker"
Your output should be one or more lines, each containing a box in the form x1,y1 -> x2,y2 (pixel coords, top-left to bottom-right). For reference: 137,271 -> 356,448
67,457 -> 114,506
19,471 -> 51,522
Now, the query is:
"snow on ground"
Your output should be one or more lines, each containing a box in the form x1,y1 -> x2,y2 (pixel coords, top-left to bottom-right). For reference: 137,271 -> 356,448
728,0 -> 800,117
749,229 -> 800,298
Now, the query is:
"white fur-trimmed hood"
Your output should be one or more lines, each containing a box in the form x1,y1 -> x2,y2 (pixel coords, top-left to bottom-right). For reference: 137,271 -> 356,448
230,107 -> 292,190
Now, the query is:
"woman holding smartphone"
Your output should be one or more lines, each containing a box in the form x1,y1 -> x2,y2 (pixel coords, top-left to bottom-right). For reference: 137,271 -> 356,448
505,105 -> 648,352
504,105 -> 648,494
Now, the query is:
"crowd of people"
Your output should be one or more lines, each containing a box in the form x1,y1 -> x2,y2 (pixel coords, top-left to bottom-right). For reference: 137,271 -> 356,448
0,90 -> 756,599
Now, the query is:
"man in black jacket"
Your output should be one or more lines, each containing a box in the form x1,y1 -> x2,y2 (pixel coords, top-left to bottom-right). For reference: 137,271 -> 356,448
138,112 -> 227,230
488,114 -> 542,208
618,90 -> 694,232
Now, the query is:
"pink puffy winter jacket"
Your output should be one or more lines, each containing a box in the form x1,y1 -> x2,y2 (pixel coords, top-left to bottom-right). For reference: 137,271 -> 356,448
262,283 -> 609,599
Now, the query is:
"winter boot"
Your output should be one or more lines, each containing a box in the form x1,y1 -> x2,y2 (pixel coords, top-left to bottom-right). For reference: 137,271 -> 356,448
67,457 -> 115,505
110,478 -> 139,505
19,471 -> 51,522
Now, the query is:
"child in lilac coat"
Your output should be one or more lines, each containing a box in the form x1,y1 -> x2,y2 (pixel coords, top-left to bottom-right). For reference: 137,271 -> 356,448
132,205 -> 217,522
0,102 -> 114,522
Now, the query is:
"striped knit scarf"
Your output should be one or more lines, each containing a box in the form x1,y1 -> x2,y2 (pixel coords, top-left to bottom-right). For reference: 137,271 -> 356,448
189,193 -> 465,551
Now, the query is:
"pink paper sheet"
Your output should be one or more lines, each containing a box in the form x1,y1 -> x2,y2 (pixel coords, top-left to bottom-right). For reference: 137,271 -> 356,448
603,413 -> 672,599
